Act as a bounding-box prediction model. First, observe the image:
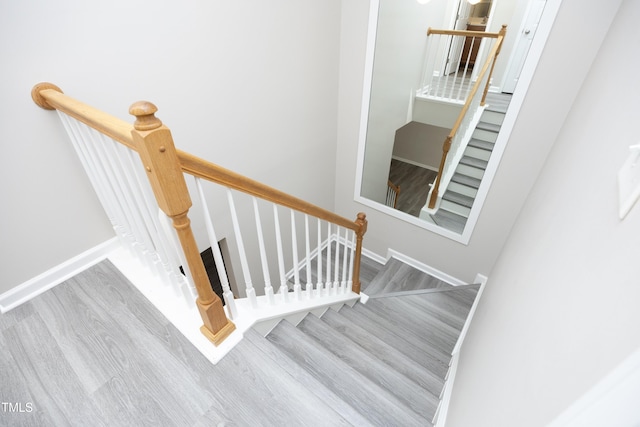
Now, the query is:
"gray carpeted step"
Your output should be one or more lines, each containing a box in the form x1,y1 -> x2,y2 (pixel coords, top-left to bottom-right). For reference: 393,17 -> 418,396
460,155 -> 488,170
451,173 -> 481,189
443,190 -> 474,208
468,138 -> 495,151
431,209 -> 467,234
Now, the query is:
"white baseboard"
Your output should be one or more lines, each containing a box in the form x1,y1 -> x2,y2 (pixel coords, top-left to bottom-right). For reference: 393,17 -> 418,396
387,249 -> 468,287
391,155 -> 439,172
0,237 -> 120,313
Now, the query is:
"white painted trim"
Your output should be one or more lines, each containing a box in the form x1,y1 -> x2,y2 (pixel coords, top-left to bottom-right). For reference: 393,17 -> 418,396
0,237 -> 120,313
435,351 -> 460,427
391,155 -> 439,172
387,248 -> 467,287
452,273 -> 487,354
547,346 -> 640,427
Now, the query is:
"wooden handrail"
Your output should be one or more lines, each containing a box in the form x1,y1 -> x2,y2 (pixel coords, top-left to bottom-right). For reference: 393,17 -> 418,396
32,81 -> 368,311
427,25 -> 507,210
32,83 -> 136,150
32,83 -> 363,234
427,27 -> 502,39
177,150 -> 362,233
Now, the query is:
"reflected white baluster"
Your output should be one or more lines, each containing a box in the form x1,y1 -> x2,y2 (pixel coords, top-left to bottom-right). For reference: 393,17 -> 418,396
195,178 -> 238,319
316,218 -> 323,297
290,210 -> 302,300
273,204 -> 289,303
227,189 -> 257,308
305,215 -> 313,299
340,227 -> 349,294
253,197 -> 275,306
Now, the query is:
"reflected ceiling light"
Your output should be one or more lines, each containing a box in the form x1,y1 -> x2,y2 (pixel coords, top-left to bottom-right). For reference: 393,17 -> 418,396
467,0 -> 482,4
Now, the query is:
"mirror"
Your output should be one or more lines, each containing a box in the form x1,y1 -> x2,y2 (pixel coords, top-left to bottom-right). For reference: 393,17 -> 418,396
355,0 -> 549,244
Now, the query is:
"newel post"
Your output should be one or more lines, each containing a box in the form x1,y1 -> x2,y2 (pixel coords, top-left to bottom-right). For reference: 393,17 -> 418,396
428,135 -> 453,209
129,101 -> 235,346
351,212 -> 368,294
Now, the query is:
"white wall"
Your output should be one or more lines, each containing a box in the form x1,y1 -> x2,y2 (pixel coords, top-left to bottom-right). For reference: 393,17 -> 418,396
446,0 -> 640,425
336,0 -> 618,284
0,0 -> 341,295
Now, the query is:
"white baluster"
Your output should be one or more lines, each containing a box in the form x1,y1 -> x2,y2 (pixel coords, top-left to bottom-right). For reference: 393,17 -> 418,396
305,214 -> 314,299
340,227 -> 349,294
195,178 -> 238,319
273,204 -> 289,304
227,189 -> 257,308
333,226 -> 341,294
325,222 -> 332,295
253,197 -> 275,306
290,210 -> 302,300
316,218 -> 323,297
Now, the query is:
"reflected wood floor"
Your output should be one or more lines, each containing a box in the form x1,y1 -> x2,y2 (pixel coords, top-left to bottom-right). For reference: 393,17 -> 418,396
388,159 -> 437,217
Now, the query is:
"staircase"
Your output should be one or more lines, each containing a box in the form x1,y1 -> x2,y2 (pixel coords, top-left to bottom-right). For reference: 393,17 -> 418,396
431,92 -> 512,233
249,258 -> 480,426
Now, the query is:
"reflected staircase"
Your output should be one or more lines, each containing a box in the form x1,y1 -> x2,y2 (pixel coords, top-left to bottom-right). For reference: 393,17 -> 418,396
431,92 -> 511,233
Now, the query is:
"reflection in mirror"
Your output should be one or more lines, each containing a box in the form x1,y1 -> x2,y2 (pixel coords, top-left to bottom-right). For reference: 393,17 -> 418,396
356,0 -> 548,243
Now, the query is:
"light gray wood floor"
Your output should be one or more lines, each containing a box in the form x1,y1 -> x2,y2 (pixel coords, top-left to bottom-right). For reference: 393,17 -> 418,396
388,159 -> 437,217
0,261 -> 361,426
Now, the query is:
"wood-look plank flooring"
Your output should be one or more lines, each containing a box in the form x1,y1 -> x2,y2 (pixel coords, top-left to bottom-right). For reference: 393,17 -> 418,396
388,159 -> 437,217
0,256 -> 478,426
0,261 -> 353,426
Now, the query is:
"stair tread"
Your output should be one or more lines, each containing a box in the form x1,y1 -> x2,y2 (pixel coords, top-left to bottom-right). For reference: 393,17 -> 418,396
297,314 -> 438,418
320,308 -> 445,397
267,319 -> 430,426
364,258 -> 454,296
386,289 -> 479,331
352,300 -> 454,364
430,210 -> 467,234
242,329 -> 373,426
460,155 -> 488,170
468,138 -> 495,151
443,191 -> 474,208
218,332 -> 354,426
339,304 -> 450,379
451,173 -> 481,189
358,298 -> 459,356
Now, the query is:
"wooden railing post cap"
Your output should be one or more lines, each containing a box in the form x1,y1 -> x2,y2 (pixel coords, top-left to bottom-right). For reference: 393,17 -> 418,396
31,82 -> 63,110
129,101 -> 163,131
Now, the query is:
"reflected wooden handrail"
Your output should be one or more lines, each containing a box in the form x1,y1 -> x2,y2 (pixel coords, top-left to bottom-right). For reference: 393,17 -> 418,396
427,25 -> 507,210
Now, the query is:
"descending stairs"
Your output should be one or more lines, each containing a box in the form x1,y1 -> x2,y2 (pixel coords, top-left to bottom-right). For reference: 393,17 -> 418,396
247,258 -> 480,426
431,92 -> 512,233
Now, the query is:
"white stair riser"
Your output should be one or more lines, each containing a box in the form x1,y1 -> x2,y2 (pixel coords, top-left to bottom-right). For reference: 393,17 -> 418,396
456,164 -> 485,179
440,200 -> 471,218
471,128 -> 498,143
448,182 -> 478,198
464,146 -> 492,161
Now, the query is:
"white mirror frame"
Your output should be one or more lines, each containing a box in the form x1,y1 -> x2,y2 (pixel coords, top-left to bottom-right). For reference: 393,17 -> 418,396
353,0 -> 561,245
